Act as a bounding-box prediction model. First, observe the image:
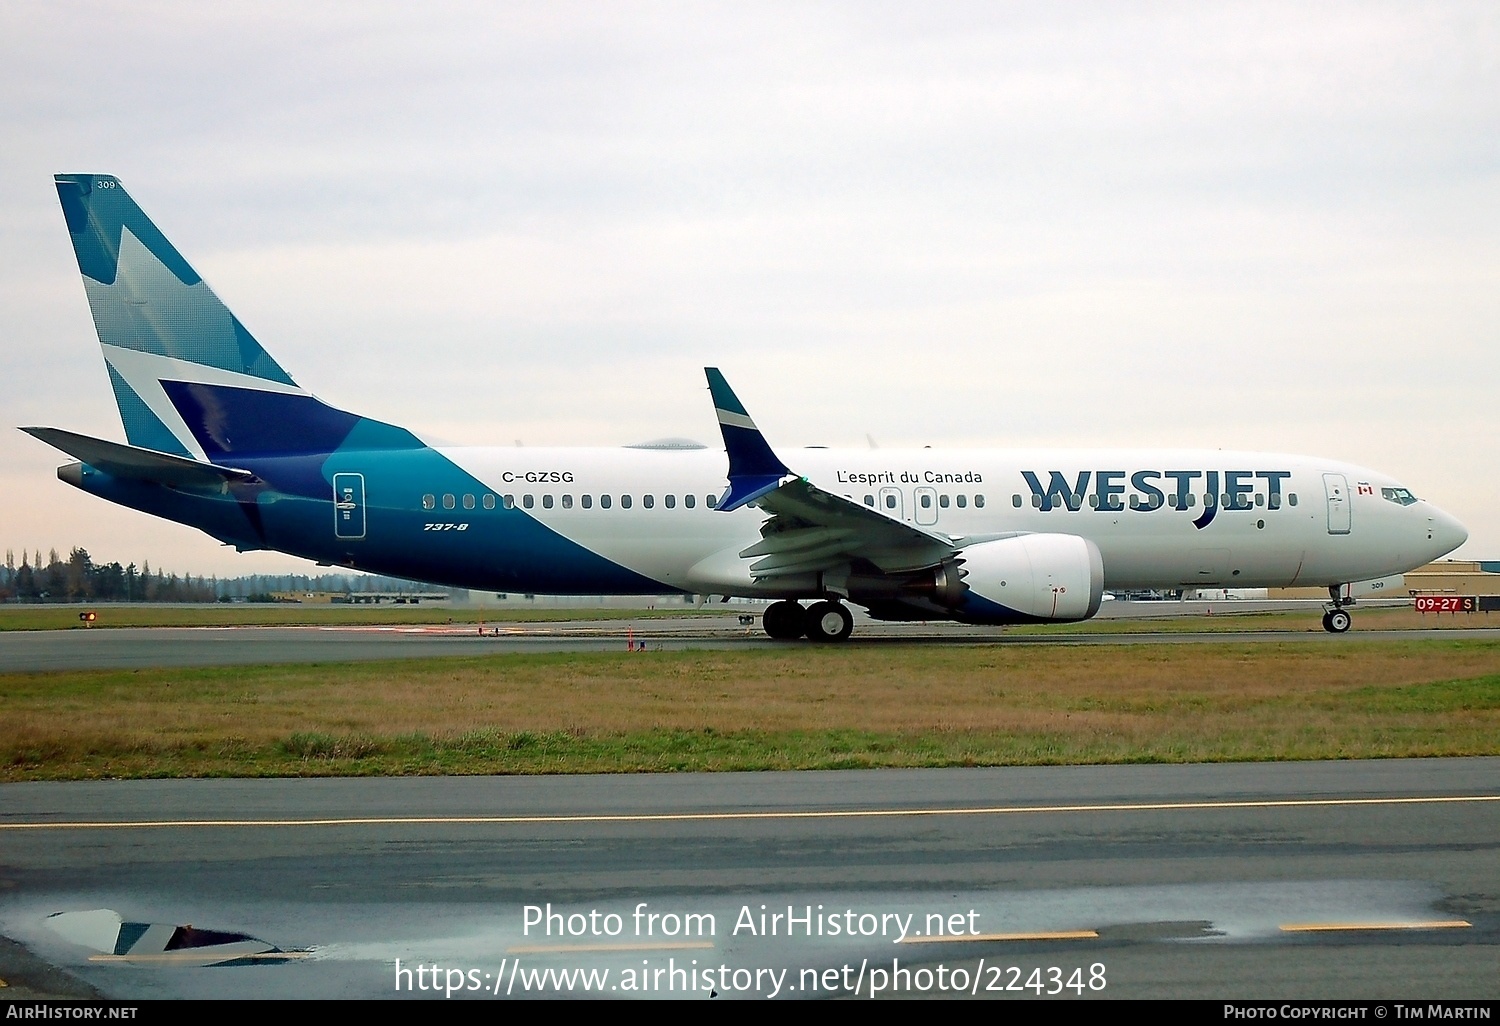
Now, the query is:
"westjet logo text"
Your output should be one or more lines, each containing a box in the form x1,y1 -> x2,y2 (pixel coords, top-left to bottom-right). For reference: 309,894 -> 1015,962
1022,470 -> 1292,529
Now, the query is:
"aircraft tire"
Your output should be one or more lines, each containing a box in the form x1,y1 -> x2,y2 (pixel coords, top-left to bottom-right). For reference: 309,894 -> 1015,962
1326,609 -> 1352,633
762,600 -> 806,640
804,600 -> 854,643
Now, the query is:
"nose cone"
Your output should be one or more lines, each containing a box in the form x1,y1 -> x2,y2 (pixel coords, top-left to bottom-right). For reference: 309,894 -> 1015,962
1427,507 -> 1468,559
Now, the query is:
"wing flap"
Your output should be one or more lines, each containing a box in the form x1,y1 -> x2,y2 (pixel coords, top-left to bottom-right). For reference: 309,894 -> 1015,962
738,526 -> 857,559
749,538 -> 867,574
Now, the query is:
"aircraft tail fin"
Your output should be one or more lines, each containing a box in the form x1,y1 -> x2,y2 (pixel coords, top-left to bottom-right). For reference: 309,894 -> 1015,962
53,175 -> 420,460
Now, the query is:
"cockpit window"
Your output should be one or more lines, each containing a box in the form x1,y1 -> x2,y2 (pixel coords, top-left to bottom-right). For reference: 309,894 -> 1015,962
1381,487 -> 1418,506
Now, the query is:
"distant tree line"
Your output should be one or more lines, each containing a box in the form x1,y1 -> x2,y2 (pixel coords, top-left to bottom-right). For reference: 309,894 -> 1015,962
0,547 -> 439,604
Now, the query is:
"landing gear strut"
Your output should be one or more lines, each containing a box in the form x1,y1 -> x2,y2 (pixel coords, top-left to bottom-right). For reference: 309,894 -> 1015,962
1322,585 -> 1353,634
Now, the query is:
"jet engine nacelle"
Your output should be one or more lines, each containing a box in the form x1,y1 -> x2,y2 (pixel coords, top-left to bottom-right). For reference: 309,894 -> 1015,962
955,533 -> 1106,623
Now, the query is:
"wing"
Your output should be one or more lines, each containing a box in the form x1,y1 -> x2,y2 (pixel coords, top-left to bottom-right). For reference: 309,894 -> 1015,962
705,368 -> 956,583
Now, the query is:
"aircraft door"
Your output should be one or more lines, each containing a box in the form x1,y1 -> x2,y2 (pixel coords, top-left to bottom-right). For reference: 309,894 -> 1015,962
1323,473 -> 1351,535
914,487 -> 938,526
333,472 -> 367,540
878,486 -> 905,521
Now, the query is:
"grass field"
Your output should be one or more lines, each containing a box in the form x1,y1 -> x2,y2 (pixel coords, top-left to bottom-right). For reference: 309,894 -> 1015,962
4,640 -> 1497,780
0,604 -> 718,632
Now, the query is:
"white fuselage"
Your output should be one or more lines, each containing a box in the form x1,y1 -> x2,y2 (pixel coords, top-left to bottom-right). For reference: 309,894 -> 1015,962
437,446 -> 1466,596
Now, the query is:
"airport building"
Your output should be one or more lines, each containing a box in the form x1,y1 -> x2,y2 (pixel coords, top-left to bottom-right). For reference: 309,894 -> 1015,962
1267,559 -> 1500,600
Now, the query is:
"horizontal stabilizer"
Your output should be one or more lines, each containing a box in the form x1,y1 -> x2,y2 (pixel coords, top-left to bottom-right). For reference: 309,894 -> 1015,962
21,426 -> 254,488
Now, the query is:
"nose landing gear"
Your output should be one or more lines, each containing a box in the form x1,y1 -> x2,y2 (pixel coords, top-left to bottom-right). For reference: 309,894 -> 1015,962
1321,608 -> 1352,633
1322,585 -> 1353,633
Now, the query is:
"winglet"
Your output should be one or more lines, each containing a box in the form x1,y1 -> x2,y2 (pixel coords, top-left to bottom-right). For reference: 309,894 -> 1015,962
705,368 -> 793,511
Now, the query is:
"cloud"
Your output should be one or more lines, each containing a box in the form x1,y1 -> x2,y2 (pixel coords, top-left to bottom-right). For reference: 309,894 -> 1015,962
2,1 -> 1496,571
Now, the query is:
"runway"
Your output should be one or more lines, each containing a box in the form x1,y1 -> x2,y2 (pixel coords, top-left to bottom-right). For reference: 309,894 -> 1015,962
1,759 -> 1497,999
6,616 -> 1499,672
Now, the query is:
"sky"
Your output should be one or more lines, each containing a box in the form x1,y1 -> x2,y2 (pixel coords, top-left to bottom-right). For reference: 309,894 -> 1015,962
1,1 -> 1497,575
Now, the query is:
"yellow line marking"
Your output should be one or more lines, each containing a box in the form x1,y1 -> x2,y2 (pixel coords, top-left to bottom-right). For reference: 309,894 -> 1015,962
2,794 -> 1496,832
1280,920 -> 1471,933
88,951 -> 310,963
902,930 -> 1099,944
507,941 -> 714,954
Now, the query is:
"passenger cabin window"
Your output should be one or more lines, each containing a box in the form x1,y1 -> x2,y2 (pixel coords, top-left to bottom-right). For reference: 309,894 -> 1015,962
864,495 -> 875,507
1289,493 -> 1299,506
621,495 -> 632,509
482,494 -> 495,509
463,494 -> 475,509
601,495 -> 612,509
920,494 -> 932,509
562,495 -> 573,509
582,494 -> 592,509
543,494 -> 554,509
665,494 -> 676,509
523,494 -> 534,509
975,494 -> 985,508
706,494 -> 717,508
443,494 -> 455,509
1012,494 -> 1021,508
685,494 -> 696,509
503,494 -> 515,509
422,494 -> 435,510
884,494 -> 896,509
956,495 -> 967,508
643,495 -> 654,509
941,494 -> 951,508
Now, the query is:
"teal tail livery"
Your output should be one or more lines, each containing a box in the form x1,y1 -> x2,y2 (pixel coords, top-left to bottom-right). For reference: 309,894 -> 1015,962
47,174 -> 419,462
24,175 -> 1470,639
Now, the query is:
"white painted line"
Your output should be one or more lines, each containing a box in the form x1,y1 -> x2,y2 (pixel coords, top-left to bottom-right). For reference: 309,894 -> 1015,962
902,930 -> 1099,944
1280,920 -> 1471,933
507,941 -> 714,954
4,794 -> 1496,831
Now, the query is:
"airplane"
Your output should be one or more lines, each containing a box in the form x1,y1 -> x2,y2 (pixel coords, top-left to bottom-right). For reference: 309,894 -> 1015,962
23,175 -> 1469,641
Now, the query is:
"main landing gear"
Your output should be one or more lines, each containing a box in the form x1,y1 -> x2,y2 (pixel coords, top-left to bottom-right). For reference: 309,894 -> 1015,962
1321,585 -> 1353,634
761,600 -> 854,642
